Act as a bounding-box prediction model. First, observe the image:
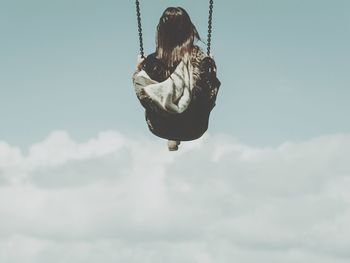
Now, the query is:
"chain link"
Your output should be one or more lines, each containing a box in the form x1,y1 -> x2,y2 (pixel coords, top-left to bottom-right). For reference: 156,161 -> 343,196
207,0 -> 214,56
135,0 -> 144,58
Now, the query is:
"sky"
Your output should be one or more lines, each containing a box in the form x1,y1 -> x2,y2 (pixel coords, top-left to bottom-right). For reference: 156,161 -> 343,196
0,0 -> 350,262
1,0 -> 349,147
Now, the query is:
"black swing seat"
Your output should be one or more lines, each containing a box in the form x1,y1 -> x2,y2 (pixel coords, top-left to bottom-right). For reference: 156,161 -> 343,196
134,51 -> 220,141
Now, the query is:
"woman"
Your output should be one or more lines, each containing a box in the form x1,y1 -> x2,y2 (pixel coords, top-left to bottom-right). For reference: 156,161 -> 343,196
133,7 -> 220,151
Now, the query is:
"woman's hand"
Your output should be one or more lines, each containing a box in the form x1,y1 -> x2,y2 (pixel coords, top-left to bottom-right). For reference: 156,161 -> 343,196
136,55 -> 145,71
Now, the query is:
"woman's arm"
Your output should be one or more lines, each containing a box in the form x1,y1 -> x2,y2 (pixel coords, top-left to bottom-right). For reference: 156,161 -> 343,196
193,56 -> 221,110
135,55 -> 145,71
132,55 -> 146,80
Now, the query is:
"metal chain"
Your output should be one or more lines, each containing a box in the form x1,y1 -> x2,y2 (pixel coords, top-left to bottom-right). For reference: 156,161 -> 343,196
207,0 -> 214,56
135,0 -> 144,58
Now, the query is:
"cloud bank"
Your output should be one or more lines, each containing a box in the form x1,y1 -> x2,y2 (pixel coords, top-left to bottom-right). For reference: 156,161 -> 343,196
0,131 -> 349,263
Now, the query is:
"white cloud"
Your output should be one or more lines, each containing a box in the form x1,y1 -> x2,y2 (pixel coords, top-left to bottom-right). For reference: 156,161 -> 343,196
0,131 -> 350,263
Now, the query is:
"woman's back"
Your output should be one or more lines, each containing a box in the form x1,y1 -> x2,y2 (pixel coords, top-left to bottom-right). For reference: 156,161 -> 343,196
133,6 -> 220,142
136,45 -> 220,141
143,46 -> 205,82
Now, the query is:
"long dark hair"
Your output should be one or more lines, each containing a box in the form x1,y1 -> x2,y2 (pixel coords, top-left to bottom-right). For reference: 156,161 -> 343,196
156,7 -> 200,71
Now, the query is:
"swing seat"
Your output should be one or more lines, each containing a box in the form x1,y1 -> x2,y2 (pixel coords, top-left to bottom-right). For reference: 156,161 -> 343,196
133,52 -> 220,141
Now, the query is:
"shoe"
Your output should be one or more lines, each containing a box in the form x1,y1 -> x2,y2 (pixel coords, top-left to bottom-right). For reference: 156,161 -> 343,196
168,140 -> 178,151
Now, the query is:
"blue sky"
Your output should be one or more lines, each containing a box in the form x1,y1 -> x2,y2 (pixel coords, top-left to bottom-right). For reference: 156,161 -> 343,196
1,0 -> 349,147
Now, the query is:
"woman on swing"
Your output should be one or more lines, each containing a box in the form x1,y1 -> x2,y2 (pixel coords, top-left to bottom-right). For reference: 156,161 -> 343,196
133,7 -> 220,151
